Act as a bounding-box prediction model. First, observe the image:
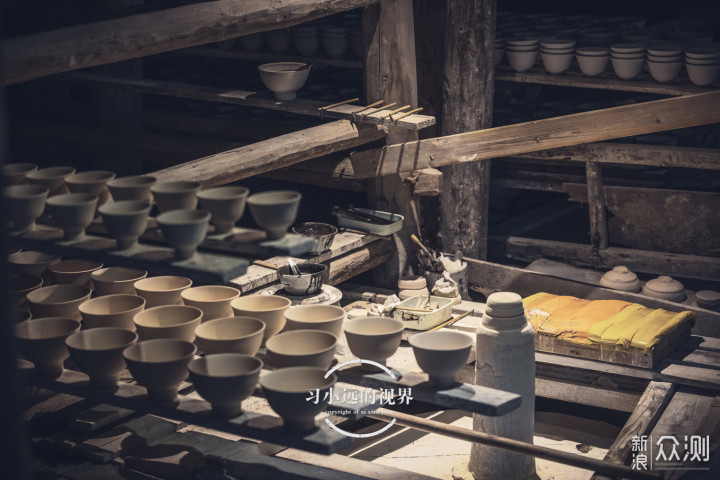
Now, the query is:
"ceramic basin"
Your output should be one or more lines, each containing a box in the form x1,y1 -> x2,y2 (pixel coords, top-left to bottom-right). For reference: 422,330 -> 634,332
91,267 -> 148,296
46,193 -> 98,241
197,186 -> 250,234
258,63 -> 310,101
150,181 -> 202,213
99,200 -> 152,249
156,209 -> 211,260
266,329 -> 337,369
283,304 -> 345,337
107,176 -> 156,203
27,284 -> 92,320
48,259 -> 103,286
342,316 -> 404,371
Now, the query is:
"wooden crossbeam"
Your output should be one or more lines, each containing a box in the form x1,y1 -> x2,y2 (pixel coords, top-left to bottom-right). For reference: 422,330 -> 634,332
349,90 -> 720,178
0,0 -> 381,86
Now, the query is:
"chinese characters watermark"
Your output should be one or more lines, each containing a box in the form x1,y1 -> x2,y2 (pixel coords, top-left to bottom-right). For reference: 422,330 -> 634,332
631,434 -> 710,471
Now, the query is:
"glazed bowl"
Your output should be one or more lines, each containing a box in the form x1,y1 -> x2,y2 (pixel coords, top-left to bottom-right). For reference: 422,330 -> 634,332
7,251 -> 61,278
188,354 -> 263,417
48,259 -> 103,286
278,263 -> 327,296
291,222 -> 338,254
107,175 -> 156,203
409,330 -> 473,387
506,49 -> 538,72
26,166 -> 75,196
79,294 -> 146,330
231,295 -> 292,342
611,56 -> 646,80
265,329 -> 337,369
686,62 -> 720,86
2,163 -> 37,185
4,184 -> 49,232
66,327 -> 138,388
98,200 -> 152,249
65,170 -> 116,207
260,366 -> 337,431
181,285 -> 240,321
123,339 -> 197,403
246,190 -> 302,240
342,316 -> 404,371
46,193 -> 98,241
11,272 -> 43,310
156,209 -> 211,260
194,316 -> 265,355
27,284 -> 92,320
14,317 -> 81,377
133,305 -> 203,341
648,60 -> 683,83
576,53 -> 610,76
258,63 -> 310,101
134,276 -> 192,307
540,52 -> 574,74
150,181 -> 202,213
91,267 -> 147,296
283,304 -> 345,337
197,186 -> 250,234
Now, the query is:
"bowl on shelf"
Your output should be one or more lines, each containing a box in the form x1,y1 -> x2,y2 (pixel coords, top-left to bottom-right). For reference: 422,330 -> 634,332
265,29 -> 292,54
646,44 -> 683,57
26,166 -> 75,196
156,209 -> 211,260
610,55 -> 646,80
27,284 -> 92,320
2,163 -> 37,185
65,327 -> 138,388
133,304 -> 203,341
134,276 -> 192,307
230,295 -> 292,343
107,175 -> 156,203
265,329 -> 337,369
46,193 -> 99,241
342,316 -> 405,371
194,316 -> 265,355
65,170 -> 116,207
540,51 -> 574,74
321,29 -> 349,59
246,190 -> 302,240
506,49 -> 539,72
292,222 -> 338,255
4,184 -> 49,233
648,59 -> 683,83
576,47 -> 610,76
79,294 -> 146,331
91,267 -> 147,296
283,304 -> 345,337
291,26 -> 320,57
99,200 -> 152,250
197,186 -> 250,234
408,330 -> 473,387
258,63 -> 310,101
150,181 -> 201,213
11,272 -> 43,311
278,263 -> 328,296
8,251 -> 61,278
14,317 -> 81,377
123,339 -> 197,403
188,354 -> 263,417
686,61 -> 720,86
48,259 -> 103,286
181,285 -> 240,321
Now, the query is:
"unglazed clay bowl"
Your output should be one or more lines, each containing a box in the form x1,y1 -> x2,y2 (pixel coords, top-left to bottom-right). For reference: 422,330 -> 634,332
685,62 -> 720,86
194,316 -> 265,355
246,190 -> 302,240
188,354 -> 263,417
181,285 -> 240,322
98,200 -> 152,249
258,62 -> 310,101
91,267 -> 147,296
278,263 -> 327,296
648,59 -> 683,83
79,294 -> 146,330
4,184 -> 49,232
48,259 -> 103,286
265,329 -> 337,369
156,209 -> 211,260
342,316 -> 404,371
283,304 -> 345,337
123,339 -> 197,403
540,51 -> 574,74
2,162 -> 37,185
133,305 -> 203,341
107,175 -> 156,202
150,180 -> 202,213
576,52 -> 610,76
46,193 -> 99,241
7,251 -> 61,278
26,166 -> 75,196
11,272 -> 43,311
65,170 -> 116,207
134,276 -> 192,307
322,33 -> 349,59
27,284 -> 92,320
65,327 -> 138,388
610,56 -> 645,80
231,295 -> 292,342
197,186 -> 250,234
260,366 -> 336,432
506,49 -> 539,72
409,330 -> 473,387
291,222 -> 338,255
14,317 -> 81,377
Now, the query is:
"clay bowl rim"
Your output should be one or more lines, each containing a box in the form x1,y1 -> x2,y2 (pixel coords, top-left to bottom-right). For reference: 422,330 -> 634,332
4,184 -> 50,199
14,317 -> 81,341
26,166 -> 76,181
259,366 -> 336,393
48,259 -> 104,276
46,192 -> 98,207
150,180 -> 202,195
231,295 -> 292,312
283,304 -> 345,324
195,316 -> 266,342
11,272 -> 44,293
258,62 -> 309,74
8,251 -> 61,266
99,200 -> 152,216
188,353 -> 264,378
291,222 -> 338,237
2,162 -> 38,176
123,338 -> 197,364
27,284 -> 93,306
65,327 -> 138,351
133,305 -> 204,329
246,190 -> 302,207
92,267 -> 148,283
342,316 -> 405,337
65,170 -> 116,186
196,186 -> 250,201
108,175 -> 157,189
134,276 -> 193,293
181,285 -> 241,305
79,294 -> 146,317
156,209 -> 210,226
408,330 -> 474,352
265,329 -> 337,357
278,263 -> 327,278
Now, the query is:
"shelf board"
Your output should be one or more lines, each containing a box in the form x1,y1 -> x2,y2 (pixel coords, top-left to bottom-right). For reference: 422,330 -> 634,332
177,46 -> 364,70
495,65 -> 717,96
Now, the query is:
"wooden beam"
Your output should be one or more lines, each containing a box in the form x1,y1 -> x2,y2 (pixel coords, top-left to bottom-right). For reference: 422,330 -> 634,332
349,90 -> 720,178
325,238 -> 393,286
150,120 -> 386,187
61,72 -> 436,131
586,162 -> 609,252
1,0 -> 381,86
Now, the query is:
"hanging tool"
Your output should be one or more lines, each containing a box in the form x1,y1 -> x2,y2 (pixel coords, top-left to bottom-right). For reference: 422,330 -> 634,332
410,234 -> 444,272
392,106 -> 424,122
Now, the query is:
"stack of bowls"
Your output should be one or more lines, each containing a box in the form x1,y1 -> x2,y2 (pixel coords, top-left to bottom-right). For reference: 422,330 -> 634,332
265,29 -> 291,54
540,39 -> 576,74
576,47 -> 610,76
646,45 -> 684,83
684,45 -> 720,86
494,37 -> 506,67
506,36 -> 540,72
291,26 -> 319,57
610,43 -> 646,80
321,26 -> 348,59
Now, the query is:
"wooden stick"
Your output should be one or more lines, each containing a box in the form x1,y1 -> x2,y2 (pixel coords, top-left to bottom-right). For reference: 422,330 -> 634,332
253,260 -> 281,270
368,408 -> 662,480
428,310 -> 471,331
364,102 -> 396,117
353,100 -> 385,114
395,306 -> 435,313
319,98 -> 360,111
393,107 -> 423,122
378,105 -> 411,120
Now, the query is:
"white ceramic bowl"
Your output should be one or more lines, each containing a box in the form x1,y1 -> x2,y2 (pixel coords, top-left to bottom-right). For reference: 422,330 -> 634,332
686,62 -> 720,86
540,52 -> 574,74
647,60 -> 683,83
506,49 -> 538,72
576,53 -> 610,76
258,63 -> 310,101
611,56 -> 646,80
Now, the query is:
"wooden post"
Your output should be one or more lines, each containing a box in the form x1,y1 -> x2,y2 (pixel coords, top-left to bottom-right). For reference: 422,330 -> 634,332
438,0 -> 495,260
586,162 -> 609,262
363,0 -> 420,287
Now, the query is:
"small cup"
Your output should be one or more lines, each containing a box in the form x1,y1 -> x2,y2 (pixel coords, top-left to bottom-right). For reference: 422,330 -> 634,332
409,330 -> 473,387
150,181 -> 202,213
46,193 -> 99,241
99,200 -> 152,250
197,186 -> 250,234
231,295 -> 292,342
133,305 -> 203,341
107,176 -> 156,202
79,294 -> 146,331
181,285 -> 240,322
27,284 -> 92,320
195,316 -> 265,355
14,317 -> 81,377
48,259 -> 103,286
26,166 -> 76,196
342,316 -> 404,371
265,329 -> 337,369
66,327 -> 138,388
4,184 -> 49,232
91,267 -> 148,296
123,339 -> 197,403
156,209 -> 211,260
2,163 -> 37,185
134,276 -> 192,307
283,304 -> 345,337
188,354 -> 263,417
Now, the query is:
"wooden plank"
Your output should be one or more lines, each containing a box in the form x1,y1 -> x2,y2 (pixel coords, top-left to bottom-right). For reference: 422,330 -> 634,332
659,363 -> 720,391
1,0 -> 381,85
61,72 -> 435,131
325,238 -> 393,286
495,66 -> 715,96
586,162 -> 609,251
69,404 -> 135,432
349,90 -> 720,178
176,46 -> 364,70
535,378 -> 642,413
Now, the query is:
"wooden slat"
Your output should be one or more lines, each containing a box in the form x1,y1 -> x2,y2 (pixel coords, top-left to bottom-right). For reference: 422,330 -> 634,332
586,162 -> 609,251
1,0 -> 381,86
177,46 -> 364,70
61,72 -> 436,131
349,90 -> 720,178
659,363 -> 720,391
535,378 -> 641,413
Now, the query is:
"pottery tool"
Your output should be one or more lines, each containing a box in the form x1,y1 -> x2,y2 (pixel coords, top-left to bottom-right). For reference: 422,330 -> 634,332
286,257 -> 301,276
331,206 -> 395,225
351,100 -> 385,122
411,234 -> 444,272
318,97 -> 360,111
378,105 -> 411,120
392,107 -> 424,122
362,101 -> 396,120
428,310 -> 471,332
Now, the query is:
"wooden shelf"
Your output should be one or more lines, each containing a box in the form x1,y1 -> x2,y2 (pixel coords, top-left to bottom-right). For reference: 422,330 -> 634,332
495,65 -> 717,96
177,46 -> 364,70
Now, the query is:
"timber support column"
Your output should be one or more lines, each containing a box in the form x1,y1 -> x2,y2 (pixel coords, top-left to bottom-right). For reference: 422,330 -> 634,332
362,0 -> 420,287
439,0 -> 496,260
